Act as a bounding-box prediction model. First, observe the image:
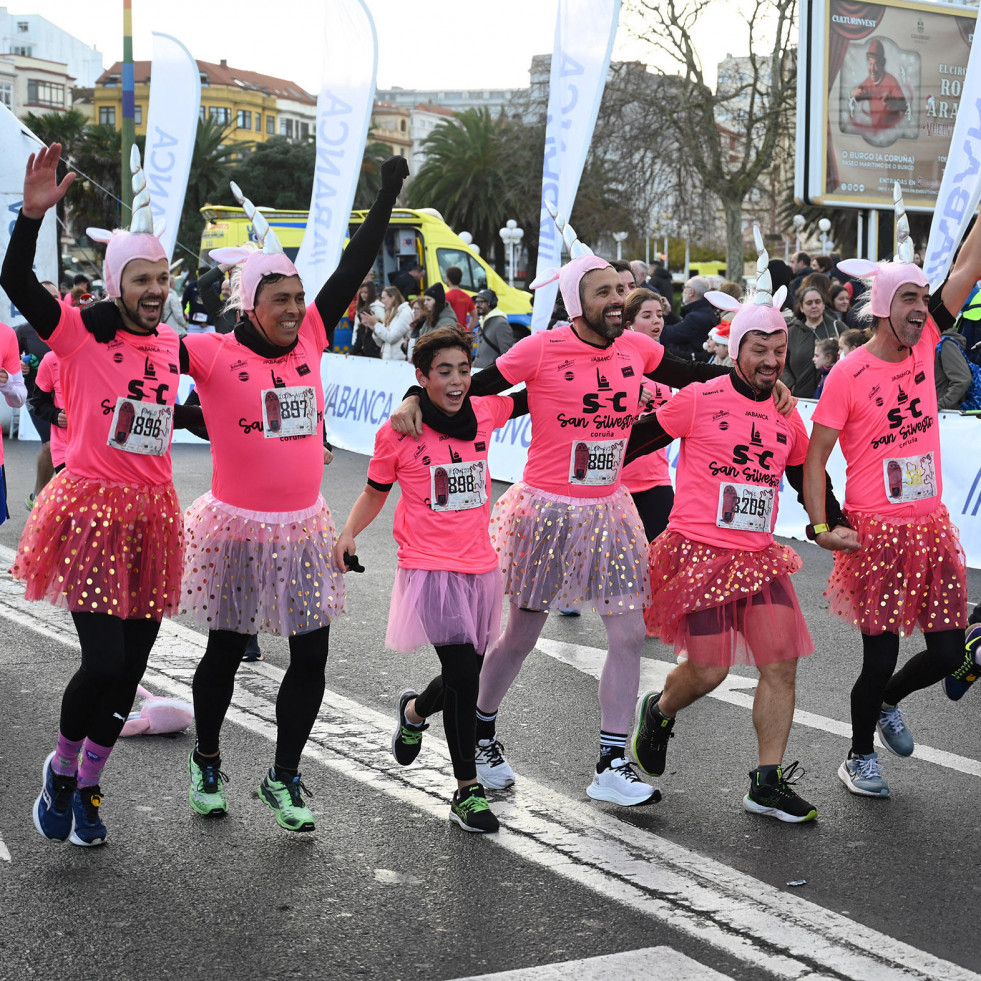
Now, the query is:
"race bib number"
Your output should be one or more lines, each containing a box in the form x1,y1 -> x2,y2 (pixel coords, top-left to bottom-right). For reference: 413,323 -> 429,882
107,398 -> 172,456
716,482 -> 775,533
568,439 -> 625,486
261,386 -> 316,438
430,461 -> 487,511
883,452 -> 937,504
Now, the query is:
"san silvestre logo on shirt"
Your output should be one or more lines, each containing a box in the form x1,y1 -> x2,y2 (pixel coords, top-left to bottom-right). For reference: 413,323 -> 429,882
709,423 -> 782,487
871,386 -> 933,448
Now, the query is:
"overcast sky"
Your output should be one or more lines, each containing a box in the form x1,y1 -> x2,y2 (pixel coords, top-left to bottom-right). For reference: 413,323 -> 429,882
15,0 -> 746,92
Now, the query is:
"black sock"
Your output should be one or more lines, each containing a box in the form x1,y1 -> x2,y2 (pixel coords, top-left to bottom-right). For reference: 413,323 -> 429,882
193,747 -> 221,768
274,764 -> 298,782
475,708 -> 497,743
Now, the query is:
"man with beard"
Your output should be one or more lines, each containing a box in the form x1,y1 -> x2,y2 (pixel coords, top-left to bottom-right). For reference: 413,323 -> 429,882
627,251 -> 856,823
803,198 -> 979,800
390,251 -> 792,804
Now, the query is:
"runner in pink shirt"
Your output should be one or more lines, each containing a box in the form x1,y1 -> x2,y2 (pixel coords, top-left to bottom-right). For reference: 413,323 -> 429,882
335,327 -> 523,833
387,214 -> 795,807
30,351 -> 67,469
182,158 -> 408,834
0,144 -> 200,848
804,192 -> 976,799
0,319 -> 28,520
627,239 -> 855,823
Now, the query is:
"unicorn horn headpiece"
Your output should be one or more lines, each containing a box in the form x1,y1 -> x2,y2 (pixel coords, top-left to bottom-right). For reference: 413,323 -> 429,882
209,182 -> 298,310
529,201 -> 611,318
705,225 -> 788,361
836,182 -> 928,317
85,145 -> 168,298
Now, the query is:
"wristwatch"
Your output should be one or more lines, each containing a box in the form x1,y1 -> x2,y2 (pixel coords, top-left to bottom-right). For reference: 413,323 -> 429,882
805,522 -> 830,540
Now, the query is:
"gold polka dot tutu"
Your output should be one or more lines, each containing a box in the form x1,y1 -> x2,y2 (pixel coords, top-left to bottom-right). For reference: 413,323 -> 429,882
645,533 -> 812,666
826,504 -> 967,636
489,482 -> 649,614
10,470 -> 183,620
181,492 -> 345,636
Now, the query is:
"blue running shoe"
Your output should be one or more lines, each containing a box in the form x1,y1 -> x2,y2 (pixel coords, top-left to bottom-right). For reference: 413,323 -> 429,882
838,752 -> 890,798
876,704 -> 914,757
943,624 -> 981,701
69,786 -> 107,847
33,752 -> 76,842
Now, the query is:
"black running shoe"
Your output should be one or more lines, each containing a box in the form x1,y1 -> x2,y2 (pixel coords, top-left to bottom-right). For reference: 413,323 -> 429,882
449,783 -> 499,834
943,624 -> 981,701
631,691 -> 674,776
392,688 -> 427,766
743,762 -> 817,823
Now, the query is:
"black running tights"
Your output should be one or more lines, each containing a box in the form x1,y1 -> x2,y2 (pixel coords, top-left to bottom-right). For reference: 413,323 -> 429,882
62,612 -> 161,746
414,643 -> 482,782
193,625 -> 330,771
850,628 -> 965,754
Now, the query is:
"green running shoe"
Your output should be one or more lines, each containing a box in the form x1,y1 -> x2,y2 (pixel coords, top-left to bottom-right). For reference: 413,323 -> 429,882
259,768 -> 315,832
392,688 -> 428,766
449,782 -> 499,834
188,752 -> 228,817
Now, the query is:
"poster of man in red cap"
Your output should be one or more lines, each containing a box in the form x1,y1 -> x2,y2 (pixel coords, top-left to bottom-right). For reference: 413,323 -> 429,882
849,38 -> 909,131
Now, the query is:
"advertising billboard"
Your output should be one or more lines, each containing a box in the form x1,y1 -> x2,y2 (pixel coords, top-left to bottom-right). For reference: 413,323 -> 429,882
796,0 -> 977,211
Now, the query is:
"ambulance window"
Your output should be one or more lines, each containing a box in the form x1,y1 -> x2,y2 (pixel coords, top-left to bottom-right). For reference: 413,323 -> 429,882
436,249 -> 484,292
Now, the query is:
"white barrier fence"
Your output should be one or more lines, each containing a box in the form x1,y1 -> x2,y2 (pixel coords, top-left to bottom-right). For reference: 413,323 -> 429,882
20,351 -> 981,569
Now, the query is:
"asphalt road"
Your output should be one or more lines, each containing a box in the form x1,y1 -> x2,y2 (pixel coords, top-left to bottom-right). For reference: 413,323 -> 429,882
0,438 -> 978,981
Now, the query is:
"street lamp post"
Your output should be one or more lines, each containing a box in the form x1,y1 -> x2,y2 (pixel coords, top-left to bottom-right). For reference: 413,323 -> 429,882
499,219 -> 524,288
818,218 -> 833,255
792,214 -> 805,254
612,230 -> 628,261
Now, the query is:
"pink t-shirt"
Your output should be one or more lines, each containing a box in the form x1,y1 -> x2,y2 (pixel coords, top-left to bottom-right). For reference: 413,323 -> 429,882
811,319 -> 941,517
658,375 -> 809,550
367,395 -> 513,572
35,352 -> 66,468
0,322 -> 20,466
46,305 -> 180,484
495,324 -> 664,498
621,379 -> 672,493
183,304 -> 329,512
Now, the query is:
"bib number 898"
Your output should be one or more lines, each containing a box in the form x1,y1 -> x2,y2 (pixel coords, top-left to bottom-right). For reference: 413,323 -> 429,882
447,473 -> 476,495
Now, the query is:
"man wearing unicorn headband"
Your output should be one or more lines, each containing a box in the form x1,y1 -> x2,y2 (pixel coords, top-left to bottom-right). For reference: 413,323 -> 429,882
0,143 -> 199,847
181,156 -> 408,833
390,211 -> 795,806
627,230 -> 857,823
804,185 -> 979,799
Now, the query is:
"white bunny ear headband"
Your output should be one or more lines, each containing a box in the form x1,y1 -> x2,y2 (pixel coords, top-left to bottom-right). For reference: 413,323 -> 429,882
208,181 -> 286,266
705,225 -> 788,312
84,145 -> 167,299
836,182 -> 928,317
528,200 -> 595,291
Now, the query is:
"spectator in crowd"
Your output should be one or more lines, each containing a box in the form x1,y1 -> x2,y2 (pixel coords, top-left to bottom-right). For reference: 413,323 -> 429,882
657,291 -> 679,326
71,273 -> 90,292
703,321 -> 732,366
935,323 -> 977,410
767,259 -> 793,309
404,296 -> 428,360
798,272 -> 833,303
361,286 -> 412,361
351,281 -> 385,358
717,280 -> 743,301
392,261 -> 424,299
182,271 -> 209,329
473,289 -> 513,369
629,260 -> 649,288
197,264 -> 236,334
830,283 -> 853,323
811,254 -> 834,276
420,283 -> 459,338
444,266 -> 476,331
782,285 -> 845,398
645,260 -> 674,299
788,251 -> 811,301
838,327 -> 870,359
610,260 -> 636,293
812,337 -> 839,398
661,275 -> 718,361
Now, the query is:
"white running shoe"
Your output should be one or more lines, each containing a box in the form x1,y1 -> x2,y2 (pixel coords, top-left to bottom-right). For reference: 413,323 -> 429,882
475,738 -> 516,790
586,755 -> 661,806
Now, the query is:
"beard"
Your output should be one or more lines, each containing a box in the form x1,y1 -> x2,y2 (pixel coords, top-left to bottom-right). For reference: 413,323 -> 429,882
582,304 -> 624,340
118,295 -> 161,332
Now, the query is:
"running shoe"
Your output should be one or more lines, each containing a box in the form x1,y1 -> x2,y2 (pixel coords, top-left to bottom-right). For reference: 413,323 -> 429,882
33,751 -> 76,842
188,752 -> 229,817
449,783 -> 499,834
743,762 -> 817,823
241,634 -> 263,662
69,786 -> 107,847
630,690 -> 675,777
876,704 -> 914,757
475,737 -> 516,789
259,768 -> 315,832
586,755 -> 660,806
943,624 -> 981,701
838,751 -> 890,797
24,492 -> 35,512
392,688 -> 427,766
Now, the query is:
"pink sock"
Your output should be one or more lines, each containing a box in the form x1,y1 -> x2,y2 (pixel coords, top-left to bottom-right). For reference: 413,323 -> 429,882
53,732 -> 84,776
78,739 -> 114,788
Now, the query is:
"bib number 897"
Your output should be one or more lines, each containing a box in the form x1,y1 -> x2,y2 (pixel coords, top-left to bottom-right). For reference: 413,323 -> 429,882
280,398 -> 307,420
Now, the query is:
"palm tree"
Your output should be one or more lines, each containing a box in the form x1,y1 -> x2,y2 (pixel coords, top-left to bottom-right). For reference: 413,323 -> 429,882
354,140 -> 397,210
409,109 -> 521,274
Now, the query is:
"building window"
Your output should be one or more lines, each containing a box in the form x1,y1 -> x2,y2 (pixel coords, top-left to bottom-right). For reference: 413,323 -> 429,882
17,21 -> 29,32
209,106 -> 231,124
255,113 -> 261,131
299,121 -> 309,138
99,106 -> 116,126
27,79 -> 65,108
0,83 -> 11,108
134,105 -> 142,125
267,115 -> 275,134
13,45 -> 33,56
236,109 -> 251,129
281,117 -> 295,138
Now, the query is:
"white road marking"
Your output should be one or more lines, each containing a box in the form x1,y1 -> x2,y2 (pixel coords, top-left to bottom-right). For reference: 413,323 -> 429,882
454,945 -> 733,980
1,567 -> 977,981
537,638 -> 981,779
0,835 -> 10,862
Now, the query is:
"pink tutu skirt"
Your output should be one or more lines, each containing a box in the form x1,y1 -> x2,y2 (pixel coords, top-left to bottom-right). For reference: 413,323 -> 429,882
646,532 -> 812,667
826,505 -> 967,636
385,567 -> 503,653
489,482 -> 648,614
11,470 -> 183,620
181,492 -> 345,636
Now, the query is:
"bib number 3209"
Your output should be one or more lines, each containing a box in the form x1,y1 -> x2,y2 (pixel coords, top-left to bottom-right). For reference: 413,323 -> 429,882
716,482 -> 774,533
